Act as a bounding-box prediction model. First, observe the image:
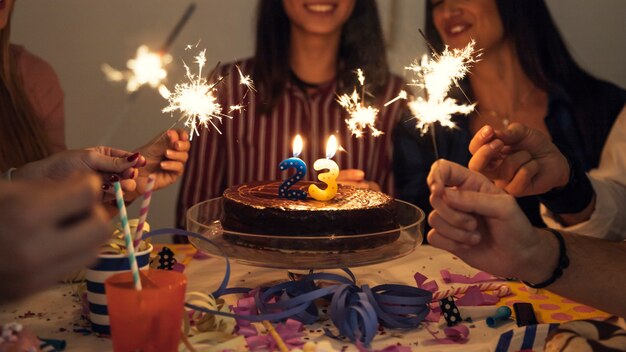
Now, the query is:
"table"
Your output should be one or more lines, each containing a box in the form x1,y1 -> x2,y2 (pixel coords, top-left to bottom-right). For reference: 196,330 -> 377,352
0,244 -> 609,351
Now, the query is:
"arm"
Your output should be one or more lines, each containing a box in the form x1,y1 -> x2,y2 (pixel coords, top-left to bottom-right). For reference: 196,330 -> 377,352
543,106 -> 626,239
427,160 -> 626,317
0,175 -> 109,302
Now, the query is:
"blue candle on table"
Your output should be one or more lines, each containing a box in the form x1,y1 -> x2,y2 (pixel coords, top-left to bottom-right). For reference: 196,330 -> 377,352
278,134 -> 307,200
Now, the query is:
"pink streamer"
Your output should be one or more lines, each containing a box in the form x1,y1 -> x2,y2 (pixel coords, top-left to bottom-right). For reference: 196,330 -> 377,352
431,282 -> 511,302
133,174 -> 155,248
440,269 -> 498,284
414,273 -> 439,292
455,286 -> 499,306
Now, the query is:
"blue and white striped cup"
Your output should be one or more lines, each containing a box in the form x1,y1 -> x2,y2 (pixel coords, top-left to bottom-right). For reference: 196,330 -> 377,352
85,243 -> 153,334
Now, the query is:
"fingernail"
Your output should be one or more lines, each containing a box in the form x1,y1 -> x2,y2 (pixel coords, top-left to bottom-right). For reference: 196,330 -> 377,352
489,139 -> 503,150
175,141 -> 183,149
109,174 -> 120,183
101,184 -> 110,190
141,158 -> 147,167
131,169 -> 138,179
470,233 -> 481,244
127,153 -> 140,162
481,125 -> 493,138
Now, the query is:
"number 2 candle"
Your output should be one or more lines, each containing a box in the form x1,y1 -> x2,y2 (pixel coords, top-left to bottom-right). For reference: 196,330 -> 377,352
309,135 -> 339,201
278,135 -> 307,200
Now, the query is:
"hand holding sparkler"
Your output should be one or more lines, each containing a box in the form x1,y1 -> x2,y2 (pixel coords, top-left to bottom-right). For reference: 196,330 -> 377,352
125,129 -> 190,201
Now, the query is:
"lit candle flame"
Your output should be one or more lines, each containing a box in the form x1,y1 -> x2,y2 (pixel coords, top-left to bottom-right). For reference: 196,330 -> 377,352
102,45 -> 172,93
293,134 -> 303,158
337,70 -> 382,138
160,49 -> 255,140
325,135 -> 338,159
388,40 -> 479,134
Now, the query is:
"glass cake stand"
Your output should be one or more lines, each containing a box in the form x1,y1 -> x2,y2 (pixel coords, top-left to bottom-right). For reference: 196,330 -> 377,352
186,198 -> 425,269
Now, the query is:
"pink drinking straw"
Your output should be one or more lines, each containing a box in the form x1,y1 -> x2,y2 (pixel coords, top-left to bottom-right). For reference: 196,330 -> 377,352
133,174 -> 156,248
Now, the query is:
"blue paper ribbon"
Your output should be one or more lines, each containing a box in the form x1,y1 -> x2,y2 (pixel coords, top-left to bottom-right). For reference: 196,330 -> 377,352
143,228 -> 432,346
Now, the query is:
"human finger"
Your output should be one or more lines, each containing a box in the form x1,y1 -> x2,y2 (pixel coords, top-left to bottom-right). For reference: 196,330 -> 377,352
430,192 -> 477,231
427,228 -> 473,254
84,149 -> 141,172
160,161 -> 184,174
165,149 -> 189,163
468,139 -> 505,174
338,180 -> 369,189
505,160 -> 541,196
469,125 -> 495,155
119,179 -> 137,193
428,159 -> 496,195
496,150 -> 533,184
494,123 -> 530,146
428,211 -> 481,245
441,188 -> 513,219
337,169 -> 365,182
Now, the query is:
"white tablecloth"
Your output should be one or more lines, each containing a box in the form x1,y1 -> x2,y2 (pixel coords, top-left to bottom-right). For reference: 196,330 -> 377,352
0,245 -> 546,351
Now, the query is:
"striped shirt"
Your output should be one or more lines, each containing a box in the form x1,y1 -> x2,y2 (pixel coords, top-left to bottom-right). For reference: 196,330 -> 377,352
177,59 -> 407,227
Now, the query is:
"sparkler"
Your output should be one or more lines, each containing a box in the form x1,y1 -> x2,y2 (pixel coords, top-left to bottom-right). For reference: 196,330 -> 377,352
387,39 -> 479,158
160,50 -> 254,140
102,45 -> 172,93
98,4 -> 196,145
337,69 -> 383,138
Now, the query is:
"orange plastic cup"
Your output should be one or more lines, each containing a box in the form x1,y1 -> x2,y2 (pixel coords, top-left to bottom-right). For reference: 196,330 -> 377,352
105,270 -> 187,352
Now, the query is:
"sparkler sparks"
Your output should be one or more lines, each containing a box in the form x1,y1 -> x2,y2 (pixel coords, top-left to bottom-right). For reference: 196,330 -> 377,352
389,40 -> 478,134
337,69 -> 383,138
160,49 -> 254,140
102,45 -> 172,93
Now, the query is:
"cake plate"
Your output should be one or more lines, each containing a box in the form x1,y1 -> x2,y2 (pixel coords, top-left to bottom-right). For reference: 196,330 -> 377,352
186,198 -> 425,270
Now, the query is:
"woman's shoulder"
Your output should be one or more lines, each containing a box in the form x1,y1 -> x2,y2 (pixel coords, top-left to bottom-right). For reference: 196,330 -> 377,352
10,44 -> 63,103
11,45 -> 61,86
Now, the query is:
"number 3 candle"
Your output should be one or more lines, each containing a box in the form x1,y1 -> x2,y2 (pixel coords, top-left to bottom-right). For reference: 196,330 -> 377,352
278,135 -> 307,200
309,135 -> 339,201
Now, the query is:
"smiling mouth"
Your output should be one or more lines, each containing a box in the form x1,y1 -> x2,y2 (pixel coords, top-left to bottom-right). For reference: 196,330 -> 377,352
450,25 -> 467,34
304,3 -> 337,14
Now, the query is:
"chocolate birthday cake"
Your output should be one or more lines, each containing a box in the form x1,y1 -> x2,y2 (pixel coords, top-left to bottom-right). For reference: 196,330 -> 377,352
221,181 -> 400,250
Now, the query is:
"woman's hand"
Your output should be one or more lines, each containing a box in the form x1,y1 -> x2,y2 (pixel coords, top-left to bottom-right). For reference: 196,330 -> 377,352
337,169 -> 381,191
128,129 -> 191,200
0,174 -> 110,302
12,147 -> 142,201
468,124 -> 570,196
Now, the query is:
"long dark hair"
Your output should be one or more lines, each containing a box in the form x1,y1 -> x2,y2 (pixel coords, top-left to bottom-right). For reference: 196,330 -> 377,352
253,0 -> 390,113
425,0 -> 624,168
0,9 -> 53,172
